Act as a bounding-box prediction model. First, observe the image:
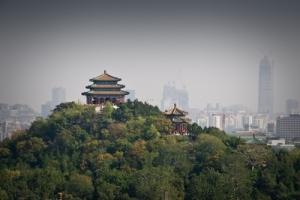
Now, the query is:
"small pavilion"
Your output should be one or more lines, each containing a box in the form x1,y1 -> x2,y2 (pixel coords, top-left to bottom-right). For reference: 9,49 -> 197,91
164,104 -> 191,135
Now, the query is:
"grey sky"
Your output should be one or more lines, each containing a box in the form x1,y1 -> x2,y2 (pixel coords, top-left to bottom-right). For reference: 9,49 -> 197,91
0,0 -> 300,112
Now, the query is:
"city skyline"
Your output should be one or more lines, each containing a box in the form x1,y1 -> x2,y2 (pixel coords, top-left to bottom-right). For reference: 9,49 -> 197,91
1,1 -> 300,112
1,2 -> 300,198
0,57 -> 298,114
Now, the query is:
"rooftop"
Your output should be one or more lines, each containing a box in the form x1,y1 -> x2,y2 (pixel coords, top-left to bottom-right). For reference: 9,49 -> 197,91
164,104 -> 188,116
172,116 -> 191,123
86,84 -> 125,89
82,90 -> 129,96
90,70 -> 121,82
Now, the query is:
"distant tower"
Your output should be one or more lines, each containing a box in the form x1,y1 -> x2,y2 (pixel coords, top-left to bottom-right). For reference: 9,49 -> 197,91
286,99 -> 299,115
52,87 -> 66,106
161,84 -> 189,111
258,56 -> 274,115
82,70 -> 129,105
41,87 -> 66,117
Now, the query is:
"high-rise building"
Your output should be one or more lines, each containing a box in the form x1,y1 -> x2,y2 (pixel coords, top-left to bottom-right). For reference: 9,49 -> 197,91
52,87 -> 66,106
41,102 -> 53,118
242,115 -> 253,131
0,121 -> 9,141
267,122 -> 275,135
253,114 -> 268,131
276,114 -> 300,141
286,99 -> 299,115
161,84 -> 189,111
210,114 -> 225,130
41,87 -> 66,117
206,103 -> 222,113
224,114 -> 239,132
258,56 -> 274,115
197,115 -> 209,128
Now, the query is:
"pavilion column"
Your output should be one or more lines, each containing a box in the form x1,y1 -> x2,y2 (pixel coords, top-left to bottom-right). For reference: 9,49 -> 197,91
87,96 -> 92,104
119,97 -> 124,103
100,98 -> 104,104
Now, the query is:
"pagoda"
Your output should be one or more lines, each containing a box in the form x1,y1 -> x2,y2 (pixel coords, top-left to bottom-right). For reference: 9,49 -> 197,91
82,70 -> 129,105
164,104 -> 191,135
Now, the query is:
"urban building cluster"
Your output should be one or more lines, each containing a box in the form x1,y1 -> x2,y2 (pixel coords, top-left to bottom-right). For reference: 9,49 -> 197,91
195,103 -> 270,133
0,104 -> 37,141
192,111 -> 300,149
159,56 -> 300,148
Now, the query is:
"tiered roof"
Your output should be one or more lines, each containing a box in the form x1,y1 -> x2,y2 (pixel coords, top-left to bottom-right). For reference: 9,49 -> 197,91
82,70 -> 129,97
82,90 -> 129,95
86,84 -> 125,89
164,104 -> 188,116
164,104 -> 191,123
90,70 -> 121,82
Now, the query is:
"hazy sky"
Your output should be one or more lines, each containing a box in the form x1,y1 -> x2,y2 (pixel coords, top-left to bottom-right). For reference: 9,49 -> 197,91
0,0 -> 300,113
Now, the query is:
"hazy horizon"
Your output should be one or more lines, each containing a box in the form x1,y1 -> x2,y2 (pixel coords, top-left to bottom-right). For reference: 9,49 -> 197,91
1,0 -> 300,113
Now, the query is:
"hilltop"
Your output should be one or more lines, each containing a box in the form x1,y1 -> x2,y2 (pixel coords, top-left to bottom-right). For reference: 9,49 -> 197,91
0,100 -> 299,200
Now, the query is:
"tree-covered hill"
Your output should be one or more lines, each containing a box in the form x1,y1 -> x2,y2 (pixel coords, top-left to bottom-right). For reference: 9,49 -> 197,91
0,100 -> 300,200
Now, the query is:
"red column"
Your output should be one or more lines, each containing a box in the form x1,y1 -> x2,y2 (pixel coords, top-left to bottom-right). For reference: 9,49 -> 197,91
87,96 -> 92,104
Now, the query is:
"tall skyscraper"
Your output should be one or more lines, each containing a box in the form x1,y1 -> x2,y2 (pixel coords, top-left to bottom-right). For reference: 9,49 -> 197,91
286,99 -> 299,115
161,84 -> 189,111
52,87 -> 66,106
258,56 -> 274,115
41,87 -> 66,117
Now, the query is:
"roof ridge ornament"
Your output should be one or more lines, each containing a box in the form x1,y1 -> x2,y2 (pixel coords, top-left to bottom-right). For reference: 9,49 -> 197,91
104,70 -> 107,74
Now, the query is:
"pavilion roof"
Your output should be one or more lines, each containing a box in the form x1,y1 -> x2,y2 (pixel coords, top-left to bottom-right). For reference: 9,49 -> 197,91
172,116 -> 191,123
82,90 -> 129,96
164,104 -> 188,116
90,70 -> 121,82
86,84 -> 125,89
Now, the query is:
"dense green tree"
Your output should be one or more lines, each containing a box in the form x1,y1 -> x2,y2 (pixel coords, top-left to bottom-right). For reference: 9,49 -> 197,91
188,123 -> 203,139
194,134 -> 226,171
65,173 -> 94,199
187,169 -> 225,200
0,101 -> 299,199
131,166 -> 184,200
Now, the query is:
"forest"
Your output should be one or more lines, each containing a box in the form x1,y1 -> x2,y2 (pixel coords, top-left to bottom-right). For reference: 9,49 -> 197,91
0,100 -> 299,200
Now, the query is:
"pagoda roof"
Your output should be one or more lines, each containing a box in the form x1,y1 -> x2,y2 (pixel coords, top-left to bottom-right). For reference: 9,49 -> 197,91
86,84 -> 125,89
82,90 -> 129,96
90,70 -> 121,82
164,104 -> 188,116
172,116 -> 191,123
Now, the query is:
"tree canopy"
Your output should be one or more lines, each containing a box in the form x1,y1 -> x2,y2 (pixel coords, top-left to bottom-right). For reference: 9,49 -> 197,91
0,100 -> 300,200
